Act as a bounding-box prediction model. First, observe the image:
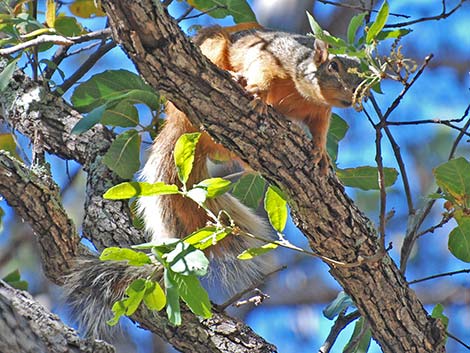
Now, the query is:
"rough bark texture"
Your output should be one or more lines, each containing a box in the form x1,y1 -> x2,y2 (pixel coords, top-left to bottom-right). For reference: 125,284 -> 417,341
0,69 -> 277,352
0,280 -> 114,353
99,1 -> 447,352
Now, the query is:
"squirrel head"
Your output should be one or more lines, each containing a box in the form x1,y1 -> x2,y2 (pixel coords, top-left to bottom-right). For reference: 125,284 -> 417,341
296,39 -> 363,108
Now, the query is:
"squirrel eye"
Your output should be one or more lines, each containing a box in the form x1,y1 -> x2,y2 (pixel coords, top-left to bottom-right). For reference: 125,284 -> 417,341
328,61 -> 340,73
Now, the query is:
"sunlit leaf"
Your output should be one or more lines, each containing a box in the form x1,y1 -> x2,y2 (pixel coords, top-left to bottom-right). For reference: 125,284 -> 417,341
237,242 -> 278,260
69,0 -> 106,18
366,1 -> 389,44
194,177 -> 232,198
347,12 -> 366,44
143,280 -> 166,311
45,0 -> 56,28
0,133 -> 19,159
264,186 -> 288,233
184,226 -> 231,250
100,247 -> 151,266
123,279 -> 146,315
166,242 -> 209,276
174,132 -> 201,185
103,181 -> 179,199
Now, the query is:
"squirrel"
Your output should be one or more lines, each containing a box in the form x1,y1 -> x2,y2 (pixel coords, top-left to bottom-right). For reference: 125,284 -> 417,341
64,24 -> 362,337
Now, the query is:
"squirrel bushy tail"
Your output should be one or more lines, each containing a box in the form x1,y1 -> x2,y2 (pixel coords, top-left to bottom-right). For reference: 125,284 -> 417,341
137,103 -> 274,293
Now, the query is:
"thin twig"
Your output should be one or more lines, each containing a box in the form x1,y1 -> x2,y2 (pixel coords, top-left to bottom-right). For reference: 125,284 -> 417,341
217,266 -> 287,310
0,28 -> 112,56
416,214 -> 452,238
409,268 -> 470,285
374,123 -> 387,248
400,105 -> 470,272
447,330 -> 470,350
176,6 -> 194,22
384,0 -> 467,28
56,40 -> 116,94
369,96 -> 415,216
319,311 -> 361,353
317,0 -> 410,18
383,54 -> 434,120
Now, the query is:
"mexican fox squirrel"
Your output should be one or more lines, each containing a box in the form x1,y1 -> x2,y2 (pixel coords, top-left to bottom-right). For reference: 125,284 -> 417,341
66,24 -> 362,337
138,25 -> 361,290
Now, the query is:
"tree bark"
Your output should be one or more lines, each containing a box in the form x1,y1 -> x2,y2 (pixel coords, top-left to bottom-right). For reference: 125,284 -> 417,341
0,280 -> 115,353
100,1 -> 447,352
0,67 -> 277,352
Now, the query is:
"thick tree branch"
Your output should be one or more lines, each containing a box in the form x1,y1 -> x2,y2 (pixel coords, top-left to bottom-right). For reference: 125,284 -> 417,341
100,1 -> 447,352
0,72 -> 277,353
0,280 -> 114,353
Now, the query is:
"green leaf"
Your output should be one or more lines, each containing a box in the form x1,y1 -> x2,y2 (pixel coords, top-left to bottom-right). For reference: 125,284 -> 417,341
166,242 -> 209,276
143,280 -> 166,311
0,133 -> 19,159
46,0 -> 56,28
323,291 -> 354,319
434,157 -> 470,208
327,114 -> 349,162
170,271 -> 212,318
164,269 -> 181,325
0,58 -> 19,92
107,300 -> 126,326
337,166 -> 398,190
69,0 -> 106,18
194,177 -> 232,199
103,129 -> 141,179
187,0 -> 257,23
103,181 -> 179,199
54,15 -> 84,36
184,226 -> 231,250
366,1 -> 389,44
186,187 -> 208,205
232,173 -> 266,209
174,132 -> 201,185
376,29 -> 411,40
448,215 -> 470,263
347,13 -> 366,44
71,105 -> 106,134
306,11 -> 325,40
102,100 -> 138,127
99,247 -> 151,266
431,304 -> 449,330
123,278 -> 146,315
264,186 -> 288,233
71,70 -> 155,112
3,269 -> 28,290
237,242 -> 278,260
343,317 -> 372,353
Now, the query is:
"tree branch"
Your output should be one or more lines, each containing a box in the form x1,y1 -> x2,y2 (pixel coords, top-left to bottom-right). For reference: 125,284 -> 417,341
99,1 -> 447,352
0,280 -> 114,353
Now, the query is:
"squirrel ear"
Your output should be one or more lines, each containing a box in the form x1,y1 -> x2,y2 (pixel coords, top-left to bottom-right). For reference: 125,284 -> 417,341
314,39 -> 329,65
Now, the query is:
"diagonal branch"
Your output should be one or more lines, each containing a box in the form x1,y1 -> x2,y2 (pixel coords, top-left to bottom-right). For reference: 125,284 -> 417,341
100,1 -> 447,352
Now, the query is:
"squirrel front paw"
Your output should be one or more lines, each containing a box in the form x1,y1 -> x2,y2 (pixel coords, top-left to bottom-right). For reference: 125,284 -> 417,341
313,149 -> 331,175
